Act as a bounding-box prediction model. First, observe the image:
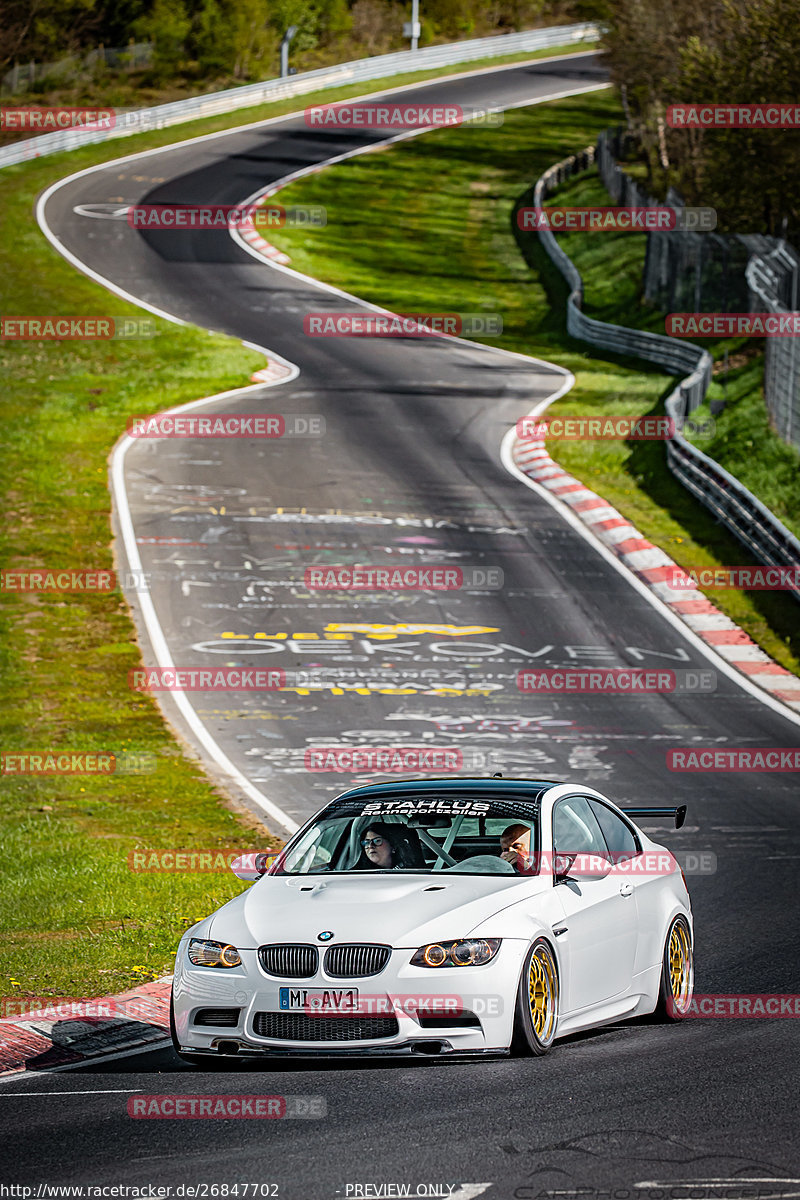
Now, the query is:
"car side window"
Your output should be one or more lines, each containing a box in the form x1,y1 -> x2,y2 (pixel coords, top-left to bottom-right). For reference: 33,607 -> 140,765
552,796 -> 608,856
588,799 -> 640,863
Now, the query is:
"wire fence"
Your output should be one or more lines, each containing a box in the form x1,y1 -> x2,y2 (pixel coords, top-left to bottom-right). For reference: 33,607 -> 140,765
746,242 -> 800,451
597,127 -> 800,455
595,127 -> 773,313
2,43 -> 153,96
534,145 -> 712,408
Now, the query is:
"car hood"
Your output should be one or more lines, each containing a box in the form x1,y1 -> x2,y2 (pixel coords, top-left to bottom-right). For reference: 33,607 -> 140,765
208,872 -> 548,948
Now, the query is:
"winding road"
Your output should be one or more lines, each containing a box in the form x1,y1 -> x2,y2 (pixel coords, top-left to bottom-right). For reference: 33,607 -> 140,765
4,48 -> 798,1198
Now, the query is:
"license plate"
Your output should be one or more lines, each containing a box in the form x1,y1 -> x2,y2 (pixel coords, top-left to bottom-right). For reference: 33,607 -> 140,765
279,986 -> 359,1013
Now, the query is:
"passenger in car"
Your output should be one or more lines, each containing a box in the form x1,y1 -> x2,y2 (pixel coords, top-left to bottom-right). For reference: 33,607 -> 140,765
359,824 -> 397,868
499,823 -> 534,873
356,823 -> 427,870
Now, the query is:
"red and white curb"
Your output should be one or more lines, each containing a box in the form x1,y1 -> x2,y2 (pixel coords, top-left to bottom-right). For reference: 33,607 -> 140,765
239,222 -> 291,265
513,432 -> 800,712
239,184 -> 294,267
250,359 -> 295,385
0,977 -> 172,1076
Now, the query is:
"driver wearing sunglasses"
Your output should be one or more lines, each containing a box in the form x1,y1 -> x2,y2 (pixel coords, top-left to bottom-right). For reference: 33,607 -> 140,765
361,826 -> 396,869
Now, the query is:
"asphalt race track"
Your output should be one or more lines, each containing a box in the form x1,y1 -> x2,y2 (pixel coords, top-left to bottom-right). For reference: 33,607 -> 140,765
3,50 -> 798,1198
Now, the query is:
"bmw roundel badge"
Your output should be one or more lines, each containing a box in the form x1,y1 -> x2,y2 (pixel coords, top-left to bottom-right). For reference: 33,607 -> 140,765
318,931 -> 334,941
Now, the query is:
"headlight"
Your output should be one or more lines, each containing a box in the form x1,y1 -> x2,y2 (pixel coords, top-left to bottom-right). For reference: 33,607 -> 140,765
411,938 -> 501,968
187,938 -> 242,968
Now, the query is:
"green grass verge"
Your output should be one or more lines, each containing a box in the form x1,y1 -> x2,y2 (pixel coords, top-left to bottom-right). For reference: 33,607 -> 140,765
1,50 -> 612,1001
265,91 -> 800,677
0,175 -> 276,1002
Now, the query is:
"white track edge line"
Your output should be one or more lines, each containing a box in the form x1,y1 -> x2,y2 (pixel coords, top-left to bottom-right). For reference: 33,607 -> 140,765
110,369 -> 301,836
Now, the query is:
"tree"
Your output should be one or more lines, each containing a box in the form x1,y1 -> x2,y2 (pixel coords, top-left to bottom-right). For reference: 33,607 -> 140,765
135,0 -> 190,74
603,0 -> 800,233
267,0 -> 323,54
229,0 -> 277,77
675,0 -> 800,231
350,0 -> 398,54
1,0 -> 102,74
189,0 -> 235,74
319,0 -> 352,47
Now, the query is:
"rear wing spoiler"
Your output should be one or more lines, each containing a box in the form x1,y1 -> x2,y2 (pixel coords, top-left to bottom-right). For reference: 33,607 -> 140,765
622,805 -> 687,829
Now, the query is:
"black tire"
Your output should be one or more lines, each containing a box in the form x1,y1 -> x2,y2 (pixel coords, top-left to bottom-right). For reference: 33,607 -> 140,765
654,914 -> 693,1021
511,937 -> 559,1056
169,990 -> 180,1051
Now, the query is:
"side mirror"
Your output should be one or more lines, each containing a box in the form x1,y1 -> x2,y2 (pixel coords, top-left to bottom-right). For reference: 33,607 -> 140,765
230,851 -> 275,881
554,852 -> 612,883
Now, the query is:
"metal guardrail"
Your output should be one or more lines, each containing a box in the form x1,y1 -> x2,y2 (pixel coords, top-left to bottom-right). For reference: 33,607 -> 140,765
0,23 -> 599,169
534,148 -> 712,398
663,395 -> 800,595
531,144 -> 800,603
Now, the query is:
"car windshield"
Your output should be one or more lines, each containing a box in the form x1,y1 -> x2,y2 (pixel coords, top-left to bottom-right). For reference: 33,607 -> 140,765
269,791 -> 542,876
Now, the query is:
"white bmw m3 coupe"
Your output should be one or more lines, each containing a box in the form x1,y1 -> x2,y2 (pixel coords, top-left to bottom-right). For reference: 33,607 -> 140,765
171,778 -> 693,1062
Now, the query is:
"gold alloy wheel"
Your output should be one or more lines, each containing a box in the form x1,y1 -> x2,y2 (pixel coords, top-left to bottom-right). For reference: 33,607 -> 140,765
528,943 -> 558,1044
668,919 -> 693,1013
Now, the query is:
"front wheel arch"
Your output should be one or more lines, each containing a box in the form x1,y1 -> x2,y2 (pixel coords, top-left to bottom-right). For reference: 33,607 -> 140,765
511,936 -> 560,1056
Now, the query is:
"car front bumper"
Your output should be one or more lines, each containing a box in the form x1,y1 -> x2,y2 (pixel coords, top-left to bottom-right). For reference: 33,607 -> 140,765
173,940 -> 527,1057
177,1041 -> 510,1059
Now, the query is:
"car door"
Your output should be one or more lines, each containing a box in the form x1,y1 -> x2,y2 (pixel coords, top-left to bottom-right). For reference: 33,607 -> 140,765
552,795 -> 639,1014
587,797 -> 669,976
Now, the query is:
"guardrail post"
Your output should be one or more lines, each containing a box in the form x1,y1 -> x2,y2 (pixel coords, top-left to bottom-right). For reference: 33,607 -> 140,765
280,26 -> 298,79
